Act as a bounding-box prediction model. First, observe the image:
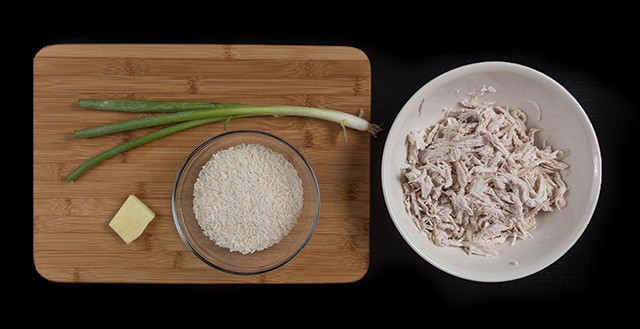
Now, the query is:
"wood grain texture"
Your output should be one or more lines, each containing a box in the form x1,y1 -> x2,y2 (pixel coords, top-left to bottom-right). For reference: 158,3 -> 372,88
33,44 -> 371,283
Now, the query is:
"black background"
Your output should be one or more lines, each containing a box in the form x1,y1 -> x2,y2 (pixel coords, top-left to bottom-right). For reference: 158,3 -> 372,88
28,15 -> 637,315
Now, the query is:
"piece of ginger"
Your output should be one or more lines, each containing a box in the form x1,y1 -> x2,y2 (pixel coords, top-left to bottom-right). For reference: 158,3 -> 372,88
108,195 -> 156,244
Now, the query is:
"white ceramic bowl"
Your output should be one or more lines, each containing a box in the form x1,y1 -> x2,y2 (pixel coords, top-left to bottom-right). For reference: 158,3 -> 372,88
381,61 -> 601,282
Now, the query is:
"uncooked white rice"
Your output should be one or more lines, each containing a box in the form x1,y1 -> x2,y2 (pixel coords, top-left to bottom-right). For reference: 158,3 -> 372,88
193,143 -> 303,254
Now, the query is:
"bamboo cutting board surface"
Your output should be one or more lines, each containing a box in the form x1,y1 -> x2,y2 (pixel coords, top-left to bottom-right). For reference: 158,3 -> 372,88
33,44 -> 371,283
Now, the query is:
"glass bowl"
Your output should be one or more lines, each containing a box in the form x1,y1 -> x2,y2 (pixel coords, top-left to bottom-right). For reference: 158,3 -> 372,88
172,130 -> 320,275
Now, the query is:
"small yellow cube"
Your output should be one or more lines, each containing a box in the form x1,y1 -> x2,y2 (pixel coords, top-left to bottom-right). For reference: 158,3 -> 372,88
109,195 -> 156,244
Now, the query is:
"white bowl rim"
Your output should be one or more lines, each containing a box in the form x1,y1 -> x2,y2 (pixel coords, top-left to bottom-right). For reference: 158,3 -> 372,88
381,61 -> 602,282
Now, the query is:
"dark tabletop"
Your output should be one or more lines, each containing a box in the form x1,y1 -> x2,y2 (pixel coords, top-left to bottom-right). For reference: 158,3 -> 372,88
28,23 -> 637,314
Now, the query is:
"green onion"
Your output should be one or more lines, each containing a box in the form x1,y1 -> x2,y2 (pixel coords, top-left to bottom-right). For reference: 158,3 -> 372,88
78,99 -> 243,113
67,100 -> 381,182
75,105 -> 380,138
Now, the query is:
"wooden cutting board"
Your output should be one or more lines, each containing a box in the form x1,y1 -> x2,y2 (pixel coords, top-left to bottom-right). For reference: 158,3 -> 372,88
33,44 -> 371,283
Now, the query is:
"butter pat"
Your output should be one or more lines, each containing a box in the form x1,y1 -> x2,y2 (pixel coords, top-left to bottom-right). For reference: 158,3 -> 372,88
109,195 -> 156,244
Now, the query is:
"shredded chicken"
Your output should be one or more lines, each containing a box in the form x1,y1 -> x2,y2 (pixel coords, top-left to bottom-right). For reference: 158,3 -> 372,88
402,86 -> 569,257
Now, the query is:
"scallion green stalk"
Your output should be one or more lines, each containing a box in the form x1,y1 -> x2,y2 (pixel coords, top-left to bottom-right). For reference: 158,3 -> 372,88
66,116 -> 229,182
78,99 -> 243,113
